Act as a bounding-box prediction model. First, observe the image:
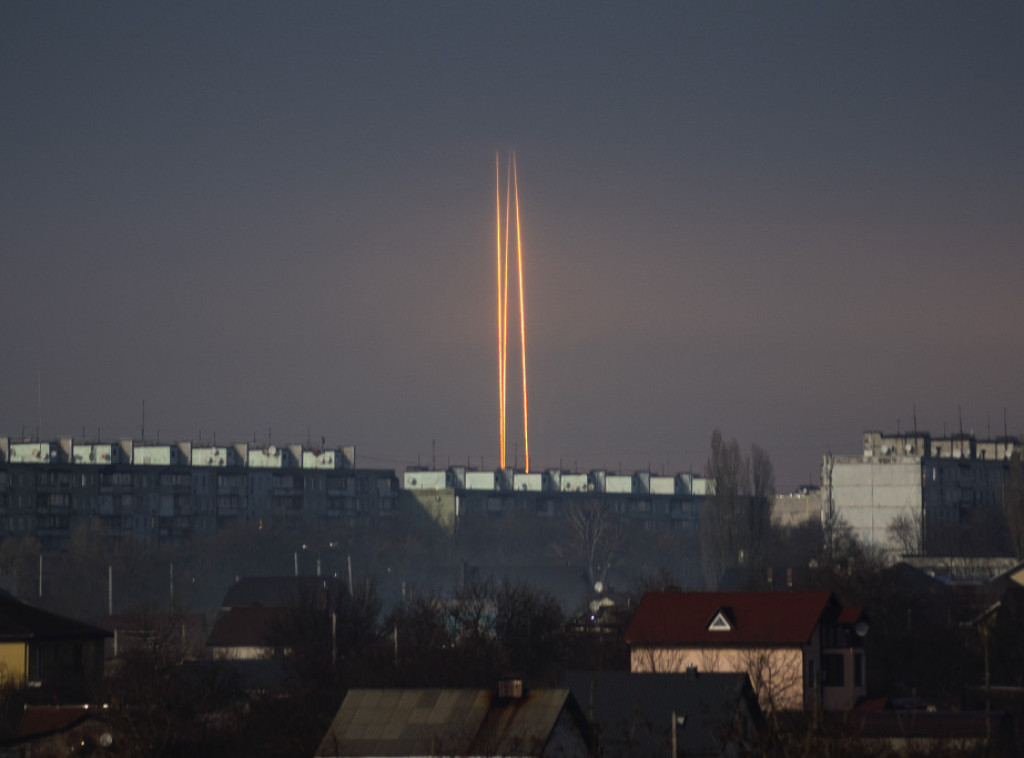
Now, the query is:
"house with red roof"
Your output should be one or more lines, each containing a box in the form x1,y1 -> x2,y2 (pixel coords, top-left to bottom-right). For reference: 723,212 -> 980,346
622,590 -> 867,711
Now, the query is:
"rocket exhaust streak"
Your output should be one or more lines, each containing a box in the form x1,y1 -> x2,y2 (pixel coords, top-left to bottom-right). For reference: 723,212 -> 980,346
502,154 -> 512,469
496,154 -> 505,469
494,150 -> 531,474
513,154 -> 530,473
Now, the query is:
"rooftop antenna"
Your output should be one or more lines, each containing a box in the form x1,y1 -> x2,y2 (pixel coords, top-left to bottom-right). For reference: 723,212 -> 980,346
913,404 -> 918,435
1004,408 -> 1009,438
36,371 -> 41,440
896,418 -> 901,434
959,406 -> 964,437
141,399 -> 146,441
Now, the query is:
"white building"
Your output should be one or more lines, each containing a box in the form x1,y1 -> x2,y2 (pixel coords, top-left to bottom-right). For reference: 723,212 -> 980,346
823,431 -> 1020,554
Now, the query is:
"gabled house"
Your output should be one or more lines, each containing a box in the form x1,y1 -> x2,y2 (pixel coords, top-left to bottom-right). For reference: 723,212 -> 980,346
218,575 -> 345,613
315,681 -> 591,758
206,575 -> 344,660
0,592 -> 110,698
562,669 -> 761,757
206,606 -> 292,660
623,590 -> 867,711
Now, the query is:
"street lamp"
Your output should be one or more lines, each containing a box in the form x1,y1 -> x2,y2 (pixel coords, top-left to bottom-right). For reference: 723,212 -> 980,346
294,544 -> 321,577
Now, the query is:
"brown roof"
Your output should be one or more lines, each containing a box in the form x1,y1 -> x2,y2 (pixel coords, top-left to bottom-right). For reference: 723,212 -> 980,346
206,606 -> 290,648
220,576 -> 345,610
623,590 -> 836,646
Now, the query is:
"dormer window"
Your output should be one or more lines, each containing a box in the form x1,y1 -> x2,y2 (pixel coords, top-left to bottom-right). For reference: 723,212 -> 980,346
707,608 -> 733,631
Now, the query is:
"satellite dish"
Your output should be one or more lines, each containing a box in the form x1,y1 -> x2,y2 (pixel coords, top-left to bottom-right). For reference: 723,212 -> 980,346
594,580 -> 604,594
268,445 -> 277,456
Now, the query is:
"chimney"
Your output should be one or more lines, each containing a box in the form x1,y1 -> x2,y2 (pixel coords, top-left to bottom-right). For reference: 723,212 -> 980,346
498,676 -> 524,699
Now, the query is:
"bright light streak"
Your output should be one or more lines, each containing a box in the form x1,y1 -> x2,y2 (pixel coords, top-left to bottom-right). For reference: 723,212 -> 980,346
513,153 -> 530,473
494,150 -> 530,473
502,153 -> 512,469
495,153 -> 505,469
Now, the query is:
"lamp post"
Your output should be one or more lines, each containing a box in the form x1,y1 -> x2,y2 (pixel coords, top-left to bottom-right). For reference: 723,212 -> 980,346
670,711 -> 685,757
294,544 -> 321,577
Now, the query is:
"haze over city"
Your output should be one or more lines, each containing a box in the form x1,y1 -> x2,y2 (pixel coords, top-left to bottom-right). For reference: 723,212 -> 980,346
2,2 -> 1022,490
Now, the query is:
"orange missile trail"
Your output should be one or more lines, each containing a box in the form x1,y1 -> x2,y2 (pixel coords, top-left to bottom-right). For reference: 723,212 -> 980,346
513,153 -> 530,473
502,153 -> 512,469
495,153 -> 505,469
494,150 -> 530,473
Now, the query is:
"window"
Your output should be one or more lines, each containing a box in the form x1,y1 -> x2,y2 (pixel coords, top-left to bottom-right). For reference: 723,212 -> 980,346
854,653 -> 863,687
822,653 -> 844,687
707,609 -> 733,631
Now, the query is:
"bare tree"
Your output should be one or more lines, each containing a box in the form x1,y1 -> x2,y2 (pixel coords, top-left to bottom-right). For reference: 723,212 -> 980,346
887,511 -> 923,556
700,430 -> 775,589
738,647 -> 804,715
1002,458 -> 1024,558
561,498 -> 627,586
748,444 -> 775,567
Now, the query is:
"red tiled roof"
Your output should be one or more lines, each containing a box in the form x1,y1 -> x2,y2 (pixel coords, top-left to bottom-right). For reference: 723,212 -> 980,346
622,591 -> 835,646
18,706 -> 90,738
837,605 -> 864,625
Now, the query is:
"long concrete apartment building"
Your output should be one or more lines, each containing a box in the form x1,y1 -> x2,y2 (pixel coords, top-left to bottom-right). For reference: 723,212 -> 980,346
401,465 -> 712,533
0,437 -> 398,547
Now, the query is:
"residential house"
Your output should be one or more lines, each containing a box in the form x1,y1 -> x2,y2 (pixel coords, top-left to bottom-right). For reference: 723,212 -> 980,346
562,669 -> 761,757
207,575 -> 344,661
0,705 -> 119,758
218,575 -> 345,613
623,590 -> 867,711
206,606 -> 292,660
315,680 -> 591,757
0,592 -> 110,698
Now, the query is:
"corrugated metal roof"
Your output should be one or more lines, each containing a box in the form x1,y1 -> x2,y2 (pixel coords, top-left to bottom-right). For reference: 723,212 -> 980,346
316,688 -> 576,757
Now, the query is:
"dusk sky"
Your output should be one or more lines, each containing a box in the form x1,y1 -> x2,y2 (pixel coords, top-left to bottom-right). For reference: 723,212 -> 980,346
2,2 -> 1022,490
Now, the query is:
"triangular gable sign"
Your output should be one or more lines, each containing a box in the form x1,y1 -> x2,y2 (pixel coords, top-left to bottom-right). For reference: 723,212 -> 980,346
708,609 -> 732,631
